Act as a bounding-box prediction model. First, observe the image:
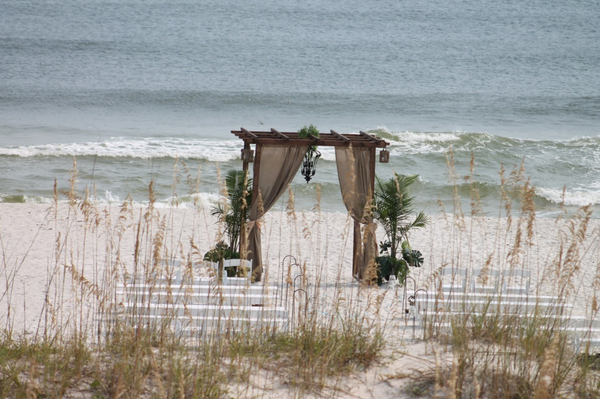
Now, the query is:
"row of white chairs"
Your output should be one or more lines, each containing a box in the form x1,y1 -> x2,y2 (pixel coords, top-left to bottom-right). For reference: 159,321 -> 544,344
406,266 -> 600,352
113,258 -> 288,337
436,267 -> 530,295
408,290 -> 573,319
124,258 -> 252,286
416,309 -> 600,353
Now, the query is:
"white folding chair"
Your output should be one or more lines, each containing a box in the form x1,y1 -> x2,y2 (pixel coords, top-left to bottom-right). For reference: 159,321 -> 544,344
471,268 -> 502,294
570,319 -> 600,353
204,260 -> 228,284
437,266 -> 467,293
503,269 -> 531,295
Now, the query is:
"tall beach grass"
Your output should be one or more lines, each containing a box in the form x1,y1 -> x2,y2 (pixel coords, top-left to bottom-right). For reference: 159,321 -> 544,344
0,154 -> 599,398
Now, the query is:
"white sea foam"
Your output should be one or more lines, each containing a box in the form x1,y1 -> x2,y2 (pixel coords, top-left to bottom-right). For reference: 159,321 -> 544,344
317,147 -> 336,162
536,184 -> 600,206
369,126 -> 462,145
378,130 -> 463,155
0,137 -> 242,162
392,131 -> 461,144
25,191 -> 222,210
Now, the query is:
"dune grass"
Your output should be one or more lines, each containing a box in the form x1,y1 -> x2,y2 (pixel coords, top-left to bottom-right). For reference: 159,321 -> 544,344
401,153 -> 600,398
0,160 -> 388,398
0,154 -> 599,398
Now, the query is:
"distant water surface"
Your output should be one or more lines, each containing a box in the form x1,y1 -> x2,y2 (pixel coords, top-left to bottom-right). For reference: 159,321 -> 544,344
1,0 -> 599,217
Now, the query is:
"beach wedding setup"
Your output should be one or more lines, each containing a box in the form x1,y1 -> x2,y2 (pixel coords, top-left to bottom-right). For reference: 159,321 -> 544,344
1,127 -> 599,397
116,127 -> 394,338
112,128 -> 600,361
3,0 -> 600,394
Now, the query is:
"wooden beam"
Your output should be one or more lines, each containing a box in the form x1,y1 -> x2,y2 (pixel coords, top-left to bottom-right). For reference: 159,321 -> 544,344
270,128 -> 289,140
359,131 -> 384,144
232,136 -> 386,147
231,130 -> 389,147
241,127 -> 259,140
330,130 -> 350,142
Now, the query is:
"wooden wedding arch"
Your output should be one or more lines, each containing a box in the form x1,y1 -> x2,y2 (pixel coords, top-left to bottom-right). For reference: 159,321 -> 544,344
232,128 -> 390,282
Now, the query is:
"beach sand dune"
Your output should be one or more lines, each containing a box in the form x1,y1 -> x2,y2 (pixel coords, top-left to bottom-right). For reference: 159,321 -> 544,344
1,202 -> 599,397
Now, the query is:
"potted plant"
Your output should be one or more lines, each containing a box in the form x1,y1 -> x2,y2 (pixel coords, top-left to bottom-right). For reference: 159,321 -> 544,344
373,173 -> 427,285
207,169 -> 252,276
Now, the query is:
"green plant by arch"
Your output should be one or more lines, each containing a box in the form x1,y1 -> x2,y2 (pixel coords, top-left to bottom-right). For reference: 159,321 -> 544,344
209,169 -> 252,257
373,173 -> 427,285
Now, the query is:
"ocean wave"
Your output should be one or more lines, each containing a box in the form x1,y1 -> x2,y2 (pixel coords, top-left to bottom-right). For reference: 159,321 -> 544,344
374,129 -> 486,155
366,129 -> 600,168
0,137 -> 242,162
368,127 -> 461,144
536,185 -> 600,207
561,135 -> 600,147
2,190 -> 223,209
0,194 -> 52,204
92,191 -> 222,209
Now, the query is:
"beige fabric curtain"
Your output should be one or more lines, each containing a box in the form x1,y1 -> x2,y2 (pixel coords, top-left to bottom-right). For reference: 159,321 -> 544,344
335,146 -> 377,280
247,145 -> 309,281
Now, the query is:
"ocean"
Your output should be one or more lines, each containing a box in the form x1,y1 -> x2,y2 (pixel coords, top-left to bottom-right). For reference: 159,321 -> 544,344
1,0 -> 599,217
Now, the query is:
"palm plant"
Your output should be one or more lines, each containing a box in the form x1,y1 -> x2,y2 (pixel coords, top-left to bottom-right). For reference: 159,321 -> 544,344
210,170 -> 252,255
373,173 -> 427,284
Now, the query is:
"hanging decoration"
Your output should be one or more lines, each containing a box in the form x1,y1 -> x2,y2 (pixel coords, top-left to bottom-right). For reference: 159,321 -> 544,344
379,148 -> 390,163
241,148 -> 254,162
298,125 -> 321,183
301,146 -> 321,183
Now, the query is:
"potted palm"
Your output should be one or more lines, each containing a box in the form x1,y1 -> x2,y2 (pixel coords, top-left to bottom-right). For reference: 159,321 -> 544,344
373,173 -> 427,285
207,169 -> 252,276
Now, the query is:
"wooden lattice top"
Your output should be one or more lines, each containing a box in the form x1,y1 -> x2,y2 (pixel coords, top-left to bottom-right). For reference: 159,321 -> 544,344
232,128 -> 389,148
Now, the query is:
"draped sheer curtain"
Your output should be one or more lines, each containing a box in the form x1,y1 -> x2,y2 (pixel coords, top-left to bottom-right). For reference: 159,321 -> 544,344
246,145 -> 308,281
335,146 -> 377,279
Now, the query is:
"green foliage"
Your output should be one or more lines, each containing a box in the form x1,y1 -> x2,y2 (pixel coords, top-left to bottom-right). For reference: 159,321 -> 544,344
376,242 -> 424,285
298,124 -> 320,151
297,124 -> 320,138
401,241 -> 424,268
211,170 -> 252,254
203,241 -> 240,276
375,255 -> 407,285
203,241 -> 239,262
374,173 -> 427,284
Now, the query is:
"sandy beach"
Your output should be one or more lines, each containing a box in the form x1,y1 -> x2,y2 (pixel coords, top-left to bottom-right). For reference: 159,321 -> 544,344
1,201 -> 599,397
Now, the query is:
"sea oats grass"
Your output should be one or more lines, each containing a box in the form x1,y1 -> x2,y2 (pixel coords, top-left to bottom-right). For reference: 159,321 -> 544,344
1,160 -> 391,398
1,154 -> 600,398
411,154 -> 600,398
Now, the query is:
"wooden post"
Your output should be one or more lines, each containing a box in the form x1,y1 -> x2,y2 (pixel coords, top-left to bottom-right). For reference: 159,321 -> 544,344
250,144 -> 262,281
369,147 -> 376,198
239,141 -> 250,257
252,144 -> 262,210
360,147 -> 377,282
